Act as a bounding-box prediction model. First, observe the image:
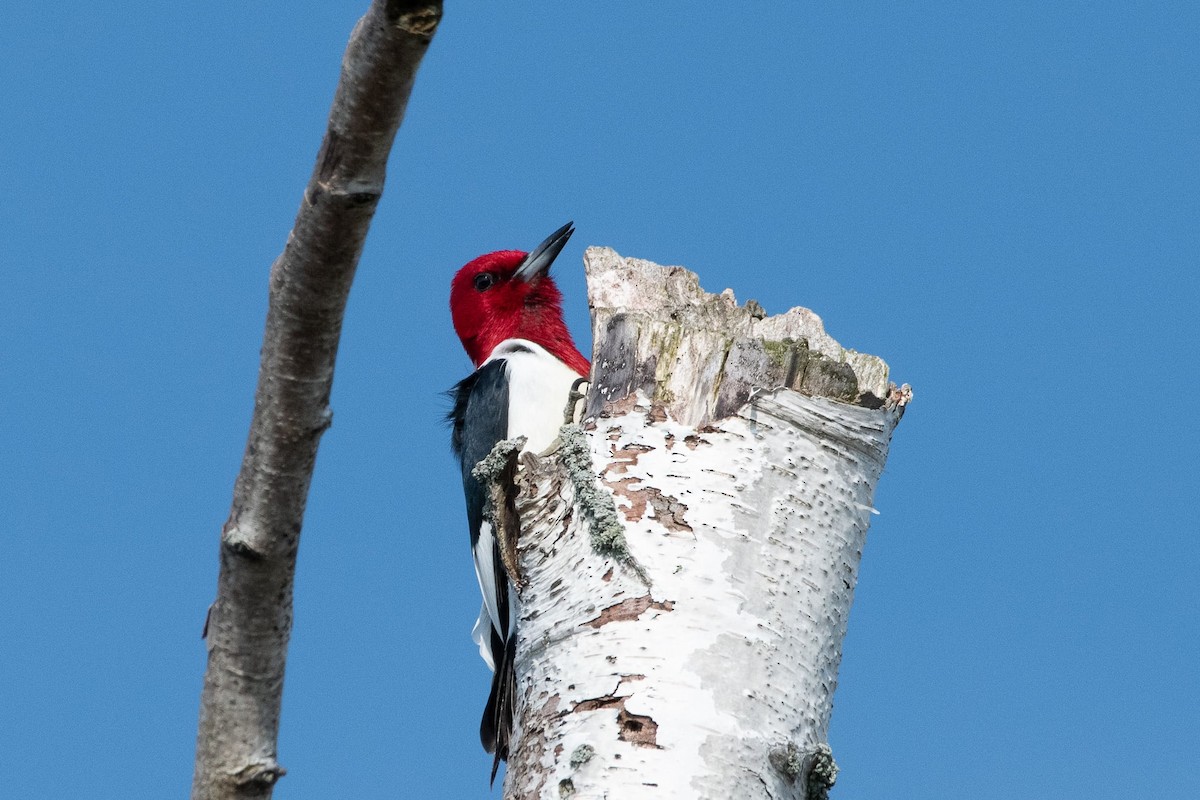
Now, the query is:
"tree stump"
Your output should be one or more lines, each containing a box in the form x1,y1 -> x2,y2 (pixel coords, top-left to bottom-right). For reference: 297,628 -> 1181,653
502,247 -> 909,799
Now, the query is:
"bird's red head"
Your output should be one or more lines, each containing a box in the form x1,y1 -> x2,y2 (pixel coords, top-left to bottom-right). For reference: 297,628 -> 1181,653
450,222 -> 590,376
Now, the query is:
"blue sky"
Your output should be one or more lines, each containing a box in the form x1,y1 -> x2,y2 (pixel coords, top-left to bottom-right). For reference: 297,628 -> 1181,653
2,2 -> 1197,798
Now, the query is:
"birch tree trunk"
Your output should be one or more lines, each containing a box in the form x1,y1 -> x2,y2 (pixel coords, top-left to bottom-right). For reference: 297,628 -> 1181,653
502,248 -> 910,799
192,4 -> 440,799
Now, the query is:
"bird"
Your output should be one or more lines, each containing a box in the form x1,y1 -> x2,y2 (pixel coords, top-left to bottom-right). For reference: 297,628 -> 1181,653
447,221 -> 590,781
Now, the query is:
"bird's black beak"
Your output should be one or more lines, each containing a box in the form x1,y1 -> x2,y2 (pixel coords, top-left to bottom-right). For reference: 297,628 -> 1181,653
514,221 -> 574,282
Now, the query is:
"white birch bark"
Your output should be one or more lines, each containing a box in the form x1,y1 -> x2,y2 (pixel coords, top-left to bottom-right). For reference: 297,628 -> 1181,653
501,248 -> 910,799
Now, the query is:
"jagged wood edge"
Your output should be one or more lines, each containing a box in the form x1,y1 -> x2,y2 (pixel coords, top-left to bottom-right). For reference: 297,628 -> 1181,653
582,247 -> 911,428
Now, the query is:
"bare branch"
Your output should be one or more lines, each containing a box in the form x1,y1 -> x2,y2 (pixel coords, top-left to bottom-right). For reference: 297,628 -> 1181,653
192,4 -> 441,798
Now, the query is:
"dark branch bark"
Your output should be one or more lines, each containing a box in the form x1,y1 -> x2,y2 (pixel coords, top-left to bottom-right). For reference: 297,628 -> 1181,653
192,4 -> 441,799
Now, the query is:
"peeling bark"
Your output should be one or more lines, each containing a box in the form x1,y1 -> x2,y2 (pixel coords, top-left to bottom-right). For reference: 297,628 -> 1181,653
191,4 -> 440,799
582,595 -> 674,628
502,249 -> 909,798
606,477 -> 693,532
573,685 -> 661,749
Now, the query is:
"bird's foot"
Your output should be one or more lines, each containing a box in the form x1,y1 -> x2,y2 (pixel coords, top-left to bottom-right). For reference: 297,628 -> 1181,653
564,377 -> 590,425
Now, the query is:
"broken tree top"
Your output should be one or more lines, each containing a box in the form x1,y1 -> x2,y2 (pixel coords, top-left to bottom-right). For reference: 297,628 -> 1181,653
582,247 -> 910,428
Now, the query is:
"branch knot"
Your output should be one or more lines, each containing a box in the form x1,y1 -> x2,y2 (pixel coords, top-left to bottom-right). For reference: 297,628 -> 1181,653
221,523 -> 267,561
768,742 -> 838,799
231,759 -> 287,789
386,1 -> 443,36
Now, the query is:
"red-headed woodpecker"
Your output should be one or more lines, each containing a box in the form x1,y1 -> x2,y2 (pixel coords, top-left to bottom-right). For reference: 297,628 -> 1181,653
448,222 -> 589,780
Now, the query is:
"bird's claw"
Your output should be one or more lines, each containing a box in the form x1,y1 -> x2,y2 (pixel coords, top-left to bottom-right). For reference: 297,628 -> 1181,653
565,377 -> 590,425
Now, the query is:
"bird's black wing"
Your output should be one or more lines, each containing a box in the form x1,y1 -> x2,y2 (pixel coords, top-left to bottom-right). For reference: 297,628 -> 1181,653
449,359 -> 510,552
448,360 -> 516,774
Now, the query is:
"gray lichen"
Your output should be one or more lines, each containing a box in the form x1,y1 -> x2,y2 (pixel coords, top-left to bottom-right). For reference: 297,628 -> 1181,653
805,743 -> 838,800
557,424 -> 650,585
768,742 -> 837,799
569,743 -> 595,769
471,436 -> 527,484
471,436 -> 527,527
768,742 -> 806,782
472,436 -> 527,585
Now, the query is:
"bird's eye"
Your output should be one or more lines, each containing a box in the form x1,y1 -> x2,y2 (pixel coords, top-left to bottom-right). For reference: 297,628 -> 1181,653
473,272 -> 496,292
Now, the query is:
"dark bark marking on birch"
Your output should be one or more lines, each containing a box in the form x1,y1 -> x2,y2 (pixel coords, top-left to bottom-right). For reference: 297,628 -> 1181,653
582,595 -> 675,628
616,707 -> 660,748
603,476 -> 694,533
571,691 -> 661,749
509,692 -> 560,799
646,404 -> 668,423
587,313 -> 661,420
606,442 -> 654,475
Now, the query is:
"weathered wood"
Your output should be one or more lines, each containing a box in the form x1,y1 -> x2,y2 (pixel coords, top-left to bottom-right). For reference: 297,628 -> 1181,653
584,247 -> 898,426
192,5 -> 441,799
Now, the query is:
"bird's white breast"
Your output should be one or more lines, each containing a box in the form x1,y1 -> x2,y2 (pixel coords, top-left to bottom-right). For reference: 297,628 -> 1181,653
484,338 -> 581,454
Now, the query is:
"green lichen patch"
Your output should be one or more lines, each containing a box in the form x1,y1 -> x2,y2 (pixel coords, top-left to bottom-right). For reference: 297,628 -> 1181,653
761,336 -> 804,368
558,424 -> 650,585
797,351 -> 859,402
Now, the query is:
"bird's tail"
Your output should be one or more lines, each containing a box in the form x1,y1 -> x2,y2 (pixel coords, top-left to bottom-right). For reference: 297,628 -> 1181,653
481,631 -> 516,786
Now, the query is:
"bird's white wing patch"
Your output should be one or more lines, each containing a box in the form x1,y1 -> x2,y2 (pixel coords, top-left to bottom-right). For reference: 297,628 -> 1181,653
472,519 -> 502,669
472,603 -> 496,671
